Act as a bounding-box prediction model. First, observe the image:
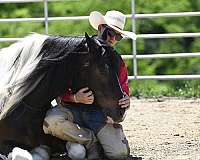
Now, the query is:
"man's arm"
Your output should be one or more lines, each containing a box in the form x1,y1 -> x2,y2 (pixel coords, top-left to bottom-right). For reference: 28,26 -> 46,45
73,87 -> 94,104
118,60 -> 130,109
59,87 -> 94,104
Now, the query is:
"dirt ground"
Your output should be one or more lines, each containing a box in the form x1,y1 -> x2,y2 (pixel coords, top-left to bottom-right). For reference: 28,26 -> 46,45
122,97 -> 200,160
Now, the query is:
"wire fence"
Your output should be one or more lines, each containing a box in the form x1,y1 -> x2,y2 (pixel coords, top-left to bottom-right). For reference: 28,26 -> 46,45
1,0 -> 200,80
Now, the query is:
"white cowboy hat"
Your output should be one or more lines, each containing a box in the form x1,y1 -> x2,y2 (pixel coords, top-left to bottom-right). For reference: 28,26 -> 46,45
89,10 -> 136,40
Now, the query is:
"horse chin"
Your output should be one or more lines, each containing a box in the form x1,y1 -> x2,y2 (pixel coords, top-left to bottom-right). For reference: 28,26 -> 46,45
102,107 -> 126,123
95,98 -> 125,123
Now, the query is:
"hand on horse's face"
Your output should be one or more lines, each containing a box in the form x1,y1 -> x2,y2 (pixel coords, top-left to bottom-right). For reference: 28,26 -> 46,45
75,87 -> 94,104
118,93 -> 130,109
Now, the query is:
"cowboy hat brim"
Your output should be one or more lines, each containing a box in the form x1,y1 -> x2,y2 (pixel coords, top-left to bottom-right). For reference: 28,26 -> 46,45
89,11 -> 136,40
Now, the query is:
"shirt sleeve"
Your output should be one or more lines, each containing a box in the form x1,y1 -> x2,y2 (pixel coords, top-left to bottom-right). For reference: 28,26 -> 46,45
59,88 -> 73,102
118,60 -> 129,95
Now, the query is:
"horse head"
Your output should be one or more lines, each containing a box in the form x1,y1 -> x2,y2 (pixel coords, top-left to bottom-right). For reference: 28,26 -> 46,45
72,33 -> 126,122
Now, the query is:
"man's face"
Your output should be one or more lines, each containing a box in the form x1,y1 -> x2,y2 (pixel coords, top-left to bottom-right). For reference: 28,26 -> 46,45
100,25 -> 123,46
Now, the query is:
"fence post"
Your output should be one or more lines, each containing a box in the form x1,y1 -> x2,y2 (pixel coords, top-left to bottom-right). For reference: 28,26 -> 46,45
44,0 -> 49,34
131,0 -> 137,79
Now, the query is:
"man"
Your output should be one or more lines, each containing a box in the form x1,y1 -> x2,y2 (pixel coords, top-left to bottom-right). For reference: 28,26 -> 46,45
43,10 -> 137,160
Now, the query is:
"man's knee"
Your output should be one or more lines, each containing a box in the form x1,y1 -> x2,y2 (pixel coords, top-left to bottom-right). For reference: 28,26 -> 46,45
43,106 -> 73,135
43,106 -> 96,145
104,146 -> 129,160
97,124 -> 130,160
66,142 -> 86,160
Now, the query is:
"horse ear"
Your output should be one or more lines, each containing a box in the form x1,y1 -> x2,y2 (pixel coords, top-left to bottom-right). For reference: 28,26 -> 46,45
85,32 -> 93,47
85,32 -> 102,56
85,32 -> 90,40
85,32 -> 95,52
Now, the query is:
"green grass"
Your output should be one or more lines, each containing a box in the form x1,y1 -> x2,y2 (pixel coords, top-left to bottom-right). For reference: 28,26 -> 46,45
129,80 -> 200,98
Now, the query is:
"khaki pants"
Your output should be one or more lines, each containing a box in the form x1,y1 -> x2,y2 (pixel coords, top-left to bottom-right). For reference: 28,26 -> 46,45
97,124 -> 130,159
43,106 -> 129,159
43,106 -> 96,148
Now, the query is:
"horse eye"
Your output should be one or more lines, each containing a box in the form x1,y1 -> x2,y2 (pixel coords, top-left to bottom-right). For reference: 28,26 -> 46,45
99,63 -> 110,75
105,64 -> 109,70
83,62 -> 90,67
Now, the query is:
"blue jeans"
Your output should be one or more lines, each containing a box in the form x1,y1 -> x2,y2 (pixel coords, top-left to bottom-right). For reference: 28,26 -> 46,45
65,105 -> 107,134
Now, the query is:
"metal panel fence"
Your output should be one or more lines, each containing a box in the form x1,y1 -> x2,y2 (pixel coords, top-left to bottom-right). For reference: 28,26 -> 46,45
1,0 -> 200,80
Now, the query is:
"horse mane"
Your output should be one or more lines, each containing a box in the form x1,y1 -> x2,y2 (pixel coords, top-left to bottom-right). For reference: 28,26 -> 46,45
0,33 -> 48,120
25,35 -> 86,86
0,33 -> 85,120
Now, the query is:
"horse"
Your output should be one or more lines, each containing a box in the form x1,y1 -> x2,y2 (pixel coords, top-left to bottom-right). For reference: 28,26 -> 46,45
0,33 -> 125,157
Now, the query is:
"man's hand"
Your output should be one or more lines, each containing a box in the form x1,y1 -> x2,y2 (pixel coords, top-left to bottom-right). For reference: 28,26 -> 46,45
118,93 -> 130,109
74,87 -> 94,104
106,116 -> 114,124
